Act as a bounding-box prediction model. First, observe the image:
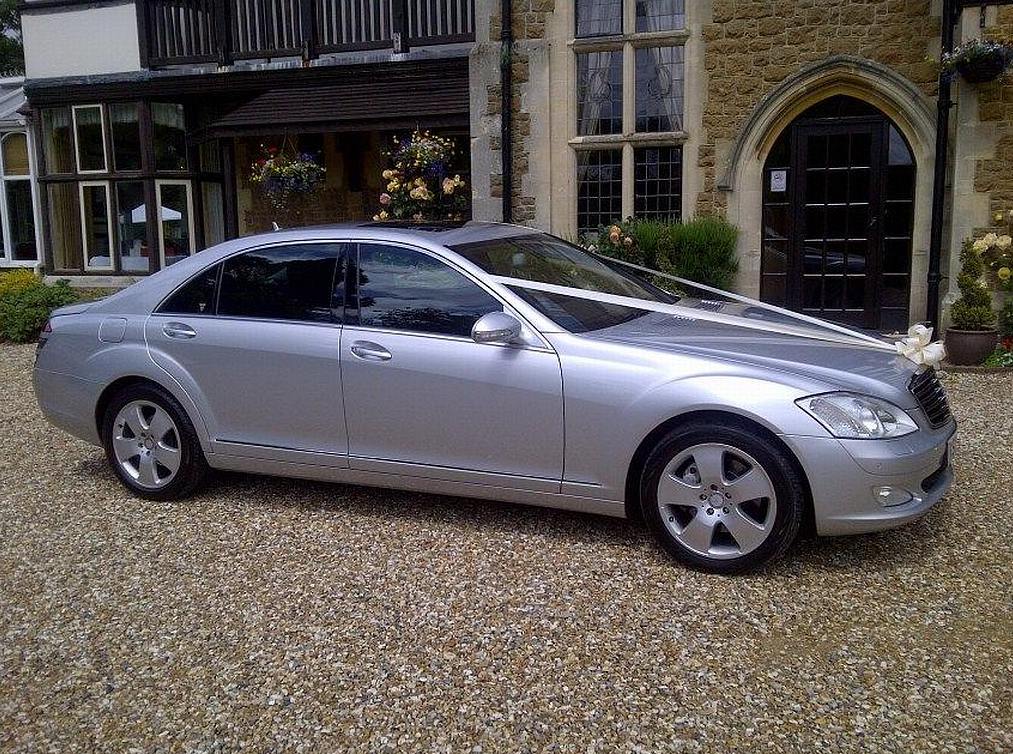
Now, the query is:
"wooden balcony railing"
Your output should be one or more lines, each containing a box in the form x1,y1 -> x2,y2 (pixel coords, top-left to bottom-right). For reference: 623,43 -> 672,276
139,0 -> 475,68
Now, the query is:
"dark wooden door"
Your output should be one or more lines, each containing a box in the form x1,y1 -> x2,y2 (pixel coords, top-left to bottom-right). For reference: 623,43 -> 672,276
789,119 -> 884,329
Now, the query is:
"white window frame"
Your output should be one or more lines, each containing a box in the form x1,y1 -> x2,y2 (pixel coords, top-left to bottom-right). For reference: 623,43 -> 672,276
155,179 -> 196,270
79,180 -> 115,272
0,130 -> 43,268
71,104 -> 108,175
570,0 -> 690,229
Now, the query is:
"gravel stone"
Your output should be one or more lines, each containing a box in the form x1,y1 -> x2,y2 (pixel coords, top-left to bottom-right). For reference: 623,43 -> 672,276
1,343 -> 1011,753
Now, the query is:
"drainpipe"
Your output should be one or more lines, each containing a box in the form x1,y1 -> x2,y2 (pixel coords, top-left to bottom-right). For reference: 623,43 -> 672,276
500,0 -> 513,223
926,0 -> 957,333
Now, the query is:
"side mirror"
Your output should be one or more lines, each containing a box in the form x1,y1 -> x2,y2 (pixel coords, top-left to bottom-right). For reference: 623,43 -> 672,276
471,311 -> 523,345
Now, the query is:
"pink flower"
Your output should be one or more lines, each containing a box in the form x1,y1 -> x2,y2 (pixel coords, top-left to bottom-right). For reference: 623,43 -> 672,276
379,193 -> 391,206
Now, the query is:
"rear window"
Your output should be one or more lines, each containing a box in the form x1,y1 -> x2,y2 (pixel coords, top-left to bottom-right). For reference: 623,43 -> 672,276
160,264 -> 220,315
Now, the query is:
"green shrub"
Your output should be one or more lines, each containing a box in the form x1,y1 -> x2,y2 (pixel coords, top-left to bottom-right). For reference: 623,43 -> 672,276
664,216 -> 740,290
0,271 -> 78,343
999,298 -> 1013,337
593,216 -> 739,290
949,239 -> 996,330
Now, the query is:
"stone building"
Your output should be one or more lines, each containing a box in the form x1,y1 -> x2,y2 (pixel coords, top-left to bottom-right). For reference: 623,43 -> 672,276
468,0 -> 1013,332
17,0 -> 1013,330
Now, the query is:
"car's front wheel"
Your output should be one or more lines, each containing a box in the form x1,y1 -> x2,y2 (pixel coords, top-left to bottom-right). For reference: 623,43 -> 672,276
640,421 -> 804,574
101,383 -> 208,500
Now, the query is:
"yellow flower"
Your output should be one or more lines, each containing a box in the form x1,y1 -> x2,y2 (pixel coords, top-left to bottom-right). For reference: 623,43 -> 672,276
442,178 -> 456,195
379,210 -> 389,220
997,235 -> 1012,250
609,229 -> 621,244
382,169 -> 394,180
999,267 -> 1012,281
972,239 -> 989,254
983,232 -> 999,246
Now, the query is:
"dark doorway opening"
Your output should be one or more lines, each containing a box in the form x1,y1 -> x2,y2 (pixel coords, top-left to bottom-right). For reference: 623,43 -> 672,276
760,95 -> 916,332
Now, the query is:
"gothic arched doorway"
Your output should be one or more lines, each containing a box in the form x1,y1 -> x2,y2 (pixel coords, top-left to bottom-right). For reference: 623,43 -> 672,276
760,95 -> 916,332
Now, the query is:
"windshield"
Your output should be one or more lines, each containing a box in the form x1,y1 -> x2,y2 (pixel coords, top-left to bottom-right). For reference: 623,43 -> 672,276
449,233 -> 676,303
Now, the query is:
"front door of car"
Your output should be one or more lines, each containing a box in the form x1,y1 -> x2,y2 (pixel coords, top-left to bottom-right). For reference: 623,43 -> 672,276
146,242 -> 348,465
340,242 -> 564,491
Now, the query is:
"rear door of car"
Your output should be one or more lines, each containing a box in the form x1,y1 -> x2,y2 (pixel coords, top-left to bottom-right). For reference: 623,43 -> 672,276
338,241 -> 564,491
146,241 -> 349,466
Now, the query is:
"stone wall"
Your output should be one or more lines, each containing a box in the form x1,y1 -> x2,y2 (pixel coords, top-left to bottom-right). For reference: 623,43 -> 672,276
698,0 -> 941,215
483,0 -> 556,226
974,6 -> 1013,231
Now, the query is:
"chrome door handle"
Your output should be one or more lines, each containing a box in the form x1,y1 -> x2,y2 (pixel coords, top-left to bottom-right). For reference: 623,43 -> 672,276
163,322 -> 197,340
350,340 -> 392,362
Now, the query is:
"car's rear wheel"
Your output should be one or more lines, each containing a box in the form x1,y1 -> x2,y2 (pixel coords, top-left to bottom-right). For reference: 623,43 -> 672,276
640,421 -> 804,574
101,384 -> 208,500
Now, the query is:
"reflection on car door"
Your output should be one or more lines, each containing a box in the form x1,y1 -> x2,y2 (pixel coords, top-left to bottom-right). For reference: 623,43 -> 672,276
146,242 -> 349,465
340,242 -> 564,491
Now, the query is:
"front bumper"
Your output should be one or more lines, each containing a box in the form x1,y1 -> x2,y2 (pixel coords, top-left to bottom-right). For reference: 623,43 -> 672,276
782,420 -> 956,536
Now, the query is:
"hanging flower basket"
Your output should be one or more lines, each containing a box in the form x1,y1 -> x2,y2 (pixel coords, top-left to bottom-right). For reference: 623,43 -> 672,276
943,39 -> 1013,84
250,143 -> 326,212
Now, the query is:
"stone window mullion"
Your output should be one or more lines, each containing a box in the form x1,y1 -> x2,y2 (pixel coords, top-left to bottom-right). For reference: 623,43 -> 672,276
621,141 -> 635,220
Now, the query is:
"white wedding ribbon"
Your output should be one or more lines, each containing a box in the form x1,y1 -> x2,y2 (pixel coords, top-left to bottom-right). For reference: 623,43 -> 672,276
594,254 -> 897,351
492,275 -> 898,352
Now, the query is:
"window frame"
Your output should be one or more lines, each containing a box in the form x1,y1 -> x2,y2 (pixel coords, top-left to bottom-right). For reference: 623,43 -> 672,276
155,178 -> 196,270
71,104 -> 109,175
0,130 -> 42,267
36,101 -> 228,277
79,180 -> 115,273
570,0 -> 690,233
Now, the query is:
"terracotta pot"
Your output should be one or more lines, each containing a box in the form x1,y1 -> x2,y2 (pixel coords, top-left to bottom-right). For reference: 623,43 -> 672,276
956,51 -> 1010,83
944,328 -> 998,365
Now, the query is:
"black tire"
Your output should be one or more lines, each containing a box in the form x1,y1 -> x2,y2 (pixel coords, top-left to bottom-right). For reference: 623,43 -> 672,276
101,383 -> 208,501
639,421 -> 804,574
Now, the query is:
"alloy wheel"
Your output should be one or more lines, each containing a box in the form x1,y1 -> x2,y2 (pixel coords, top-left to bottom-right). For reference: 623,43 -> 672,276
111,400 -> 182,490
656,443 -> 778,559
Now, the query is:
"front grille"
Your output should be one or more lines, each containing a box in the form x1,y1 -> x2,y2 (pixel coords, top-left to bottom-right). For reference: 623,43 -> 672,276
909,368 -> 951,428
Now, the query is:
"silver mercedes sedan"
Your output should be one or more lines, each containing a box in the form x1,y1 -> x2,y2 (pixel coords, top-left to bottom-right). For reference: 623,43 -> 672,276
33,223 -> 955,573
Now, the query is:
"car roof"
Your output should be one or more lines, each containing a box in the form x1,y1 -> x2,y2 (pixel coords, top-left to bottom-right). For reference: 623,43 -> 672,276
88,221 -> 550,316
250,220 -> 541,247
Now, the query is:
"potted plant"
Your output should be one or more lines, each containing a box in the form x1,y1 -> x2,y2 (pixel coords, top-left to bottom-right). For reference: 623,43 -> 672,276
942,38 -> 1013,84
373,130 -> 468,222
945,239 -> 998,365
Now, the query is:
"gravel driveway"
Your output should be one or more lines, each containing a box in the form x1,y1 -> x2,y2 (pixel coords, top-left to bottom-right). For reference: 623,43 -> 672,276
1,342 -> 1011,753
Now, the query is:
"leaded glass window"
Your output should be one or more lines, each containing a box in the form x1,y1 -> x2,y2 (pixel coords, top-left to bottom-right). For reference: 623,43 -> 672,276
576,0 -> 623,37
635,46 -> 684,133
577,149 -> 623,235
577,51 -> 623,136
635,0 -> 686,32
634,146 -> 682,220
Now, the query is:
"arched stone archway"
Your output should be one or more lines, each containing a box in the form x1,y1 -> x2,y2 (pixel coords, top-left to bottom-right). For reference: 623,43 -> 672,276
721,56 -> 936,327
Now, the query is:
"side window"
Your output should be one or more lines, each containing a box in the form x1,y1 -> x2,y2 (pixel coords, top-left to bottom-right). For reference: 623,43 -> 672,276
353,244 -> 501,337
159,263 -> 221,315
217,243 -> 343,323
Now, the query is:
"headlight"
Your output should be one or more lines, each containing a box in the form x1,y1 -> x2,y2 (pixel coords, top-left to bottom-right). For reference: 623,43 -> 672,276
796,392 -> 918,439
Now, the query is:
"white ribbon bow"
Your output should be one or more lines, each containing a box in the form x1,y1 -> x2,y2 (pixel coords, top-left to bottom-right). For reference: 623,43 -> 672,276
895,324 -> 946,368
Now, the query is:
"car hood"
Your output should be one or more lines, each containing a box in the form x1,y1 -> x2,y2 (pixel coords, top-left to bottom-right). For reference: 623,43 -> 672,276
588,306 -> 919,407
